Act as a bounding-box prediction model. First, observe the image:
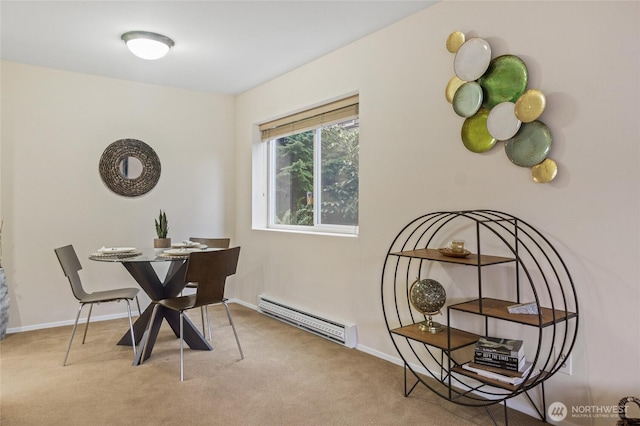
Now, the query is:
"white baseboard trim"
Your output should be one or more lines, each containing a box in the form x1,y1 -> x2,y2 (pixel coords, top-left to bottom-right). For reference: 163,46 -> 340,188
6,299 -> 251,334
6,310 -> 141,334
229,298 -> 257,310
6,299 -> 252,334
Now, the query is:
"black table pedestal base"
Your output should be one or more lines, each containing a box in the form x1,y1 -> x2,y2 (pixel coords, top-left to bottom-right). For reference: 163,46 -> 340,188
115,257 -> 213,365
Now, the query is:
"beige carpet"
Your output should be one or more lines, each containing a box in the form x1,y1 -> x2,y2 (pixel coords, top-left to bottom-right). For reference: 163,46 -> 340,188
0,304 -> 542,425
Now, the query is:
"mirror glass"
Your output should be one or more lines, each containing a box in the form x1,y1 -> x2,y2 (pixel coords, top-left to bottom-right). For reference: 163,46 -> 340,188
119,156 -> 144,179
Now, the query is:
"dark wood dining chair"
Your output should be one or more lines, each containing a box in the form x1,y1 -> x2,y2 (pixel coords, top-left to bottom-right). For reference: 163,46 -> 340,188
189,237 -> 231,249
54,244 -> 141,366
186,237 -> 231,340
140,247 -> 243,381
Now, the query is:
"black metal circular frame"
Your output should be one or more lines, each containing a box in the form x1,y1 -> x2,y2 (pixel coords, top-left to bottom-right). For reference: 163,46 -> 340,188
381,210 -> 579,415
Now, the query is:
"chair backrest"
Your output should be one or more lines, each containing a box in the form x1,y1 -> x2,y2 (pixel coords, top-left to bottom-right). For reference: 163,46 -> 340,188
54,245 -> 89,301
185,247 -> 240,308
189,237 -> 230,249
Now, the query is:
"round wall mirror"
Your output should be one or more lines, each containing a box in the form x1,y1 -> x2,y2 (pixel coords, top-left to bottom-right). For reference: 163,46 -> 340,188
99,139 -> 161,197
119,156 -> 144,179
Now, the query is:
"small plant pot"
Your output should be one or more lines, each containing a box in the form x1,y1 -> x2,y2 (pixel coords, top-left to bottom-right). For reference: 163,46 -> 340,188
154,238 -> 171,249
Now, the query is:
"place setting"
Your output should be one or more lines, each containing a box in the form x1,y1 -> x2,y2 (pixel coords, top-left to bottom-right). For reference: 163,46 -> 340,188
90,246 -> 142,258
158,240 -> 210,257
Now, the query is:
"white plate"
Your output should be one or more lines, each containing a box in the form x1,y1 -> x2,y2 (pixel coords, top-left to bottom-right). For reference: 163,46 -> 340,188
454,37 -> 491,82
162,248 -> 200,256
98,247 -> 136,254
172,241 -> 207,248
487,102 -> 521,140
171,243 -> 194,248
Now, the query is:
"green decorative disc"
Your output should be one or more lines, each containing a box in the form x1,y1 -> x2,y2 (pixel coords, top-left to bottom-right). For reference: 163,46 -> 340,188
504,120 -> 552,167
478,55 -> 528,109
453,82 -> 483,117
461,108 -> 497,153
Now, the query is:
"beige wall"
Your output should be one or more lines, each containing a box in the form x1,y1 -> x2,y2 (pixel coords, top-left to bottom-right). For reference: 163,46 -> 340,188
1,62 -> 236,326
235,1 -> 639,424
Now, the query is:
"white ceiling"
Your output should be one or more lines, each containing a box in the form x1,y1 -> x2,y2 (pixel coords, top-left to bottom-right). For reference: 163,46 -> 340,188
1,1 -> 437,94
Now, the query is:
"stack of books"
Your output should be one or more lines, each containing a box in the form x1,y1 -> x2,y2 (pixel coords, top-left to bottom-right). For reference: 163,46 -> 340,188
464,336 -> 540,386
474,336 -> 525,371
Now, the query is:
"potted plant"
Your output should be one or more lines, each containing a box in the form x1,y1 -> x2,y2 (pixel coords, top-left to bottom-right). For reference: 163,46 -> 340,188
0,219 -> 8,339
153,210 -> 171,248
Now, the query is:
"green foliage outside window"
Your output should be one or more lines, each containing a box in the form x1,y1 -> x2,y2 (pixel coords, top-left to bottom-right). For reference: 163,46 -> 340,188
320,123 -> 359,226
273,120 -> 359,227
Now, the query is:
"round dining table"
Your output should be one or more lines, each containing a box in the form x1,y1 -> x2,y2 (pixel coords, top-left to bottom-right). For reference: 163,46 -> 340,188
89,248 -> 213,365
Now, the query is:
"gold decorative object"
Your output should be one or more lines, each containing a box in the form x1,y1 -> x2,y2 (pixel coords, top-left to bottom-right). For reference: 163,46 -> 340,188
531,158 -> 558,183
446,31 -> 465,53
409,278 -> 446,333
445,75 -> 466,103
515,89 -> 547,123
449,239 -> 466,254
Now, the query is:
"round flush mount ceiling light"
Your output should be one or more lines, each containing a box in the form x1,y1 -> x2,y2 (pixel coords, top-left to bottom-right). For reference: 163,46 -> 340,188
121,31 -> 174,60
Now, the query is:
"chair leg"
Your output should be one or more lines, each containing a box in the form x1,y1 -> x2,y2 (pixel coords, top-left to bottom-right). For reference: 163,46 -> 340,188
125,300 -> 136,359
140,303 -> 160,365
200,306 -> 206,338
223,301 -> 244,360
180,311 -> 184,382
204,305 -> 212,341
135,296 -> 141,316
81,303 -> 94,344
64,303 -> 85,366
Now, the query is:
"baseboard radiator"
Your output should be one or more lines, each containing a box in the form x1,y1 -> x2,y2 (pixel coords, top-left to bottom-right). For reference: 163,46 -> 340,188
257,295 -> 357,348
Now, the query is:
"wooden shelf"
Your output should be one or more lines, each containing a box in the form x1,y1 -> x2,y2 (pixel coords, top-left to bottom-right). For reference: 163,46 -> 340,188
390,248 -> 514,266
452,365 -> 550,392
449,298 -> 577,327
391,324 -> 480,351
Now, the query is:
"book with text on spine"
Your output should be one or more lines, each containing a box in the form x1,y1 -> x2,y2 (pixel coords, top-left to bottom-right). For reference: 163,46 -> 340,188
475,336 -> 524,359
474,351 -> 525,371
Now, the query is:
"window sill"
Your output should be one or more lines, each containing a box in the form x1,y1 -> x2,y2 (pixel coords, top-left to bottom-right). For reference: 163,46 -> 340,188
252,226 -> 358,238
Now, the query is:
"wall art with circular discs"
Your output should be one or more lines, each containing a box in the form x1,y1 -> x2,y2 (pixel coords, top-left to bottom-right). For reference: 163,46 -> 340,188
446,31 -> 557,183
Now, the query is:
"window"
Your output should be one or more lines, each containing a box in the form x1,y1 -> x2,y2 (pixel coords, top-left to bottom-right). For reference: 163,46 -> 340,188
259,96 -> 359,235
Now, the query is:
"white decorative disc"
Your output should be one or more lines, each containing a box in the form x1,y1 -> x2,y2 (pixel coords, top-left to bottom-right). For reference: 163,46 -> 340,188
487,102 -> 522,141
454,37 -> 492,82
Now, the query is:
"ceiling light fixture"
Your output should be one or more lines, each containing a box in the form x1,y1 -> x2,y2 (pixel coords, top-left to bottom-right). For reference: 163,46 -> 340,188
121,31 -> 174,60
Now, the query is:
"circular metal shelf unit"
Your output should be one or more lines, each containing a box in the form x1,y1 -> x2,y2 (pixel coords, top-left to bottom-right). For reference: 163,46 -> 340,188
381,210 -> 579,407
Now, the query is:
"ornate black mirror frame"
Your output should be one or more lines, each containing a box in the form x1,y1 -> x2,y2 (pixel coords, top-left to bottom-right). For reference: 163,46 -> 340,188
99,139 -> 161,197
